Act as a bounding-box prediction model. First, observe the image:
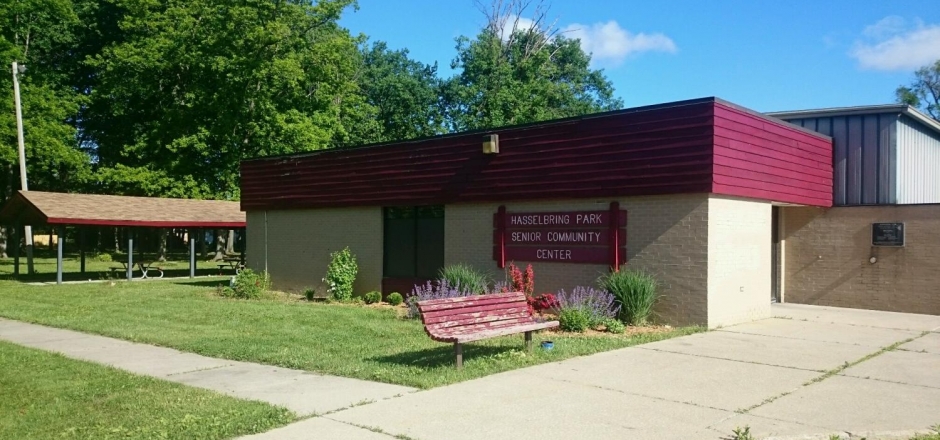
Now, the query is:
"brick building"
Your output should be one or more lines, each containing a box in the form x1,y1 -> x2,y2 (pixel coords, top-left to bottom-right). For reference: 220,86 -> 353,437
239,98 -> 940,327
769,105 -> 940,315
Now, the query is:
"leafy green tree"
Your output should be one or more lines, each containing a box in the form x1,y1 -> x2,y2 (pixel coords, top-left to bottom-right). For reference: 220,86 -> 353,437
0,0 -> 91,198
1,0 -> 92,258
442,7 -> 622,132
359,41 -> 445,142
896,60 -> 940,121
83,0 -> 373,199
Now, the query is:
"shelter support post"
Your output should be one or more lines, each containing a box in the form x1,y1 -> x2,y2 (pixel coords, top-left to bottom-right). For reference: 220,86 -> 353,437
25,226 -> 33,275
189,228 -> 195,279
127,230 -> 134,281
12,224 -> 19,277
56,226 -> 64,285
79,227 -> 86,274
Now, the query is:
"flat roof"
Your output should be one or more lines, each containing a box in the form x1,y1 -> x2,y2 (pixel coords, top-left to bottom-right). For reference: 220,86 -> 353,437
0,191 -> 245,228
767,104 -> 940,136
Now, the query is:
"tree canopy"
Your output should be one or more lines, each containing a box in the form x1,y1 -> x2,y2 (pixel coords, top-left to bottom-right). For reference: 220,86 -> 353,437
896,59 -> 940,121
1,0 -> 625,204
442,17 -> 622,131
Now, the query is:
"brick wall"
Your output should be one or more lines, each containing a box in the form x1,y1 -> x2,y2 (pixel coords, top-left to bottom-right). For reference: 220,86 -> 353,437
707,196 -> 772,327
245,208 -> 383,294
445,194 -> 711,326
246,193 -> 779,326
782,205 -> 940,314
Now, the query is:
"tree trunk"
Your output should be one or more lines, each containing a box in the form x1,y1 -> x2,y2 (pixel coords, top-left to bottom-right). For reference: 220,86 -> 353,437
213,229 -> 226,261
157,228 -> 168,262
49,230 -> 54,251
226,230 -> 235,254
0,226 -> 7,259
200,229 -> 208,259
114,228 -> 121,253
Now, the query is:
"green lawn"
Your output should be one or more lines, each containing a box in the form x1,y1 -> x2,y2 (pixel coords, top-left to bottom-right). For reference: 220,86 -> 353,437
0,340 -> 293,440
0,277 -> 702,388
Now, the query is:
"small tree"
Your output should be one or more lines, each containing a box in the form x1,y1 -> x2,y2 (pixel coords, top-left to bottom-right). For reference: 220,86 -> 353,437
324,247 -> 357,302
896,59 -> 940,121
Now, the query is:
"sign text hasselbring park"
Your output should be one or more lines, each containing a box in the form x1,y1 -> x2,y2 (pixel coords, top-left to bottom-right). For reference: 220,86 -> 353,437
493,203 -> 627,267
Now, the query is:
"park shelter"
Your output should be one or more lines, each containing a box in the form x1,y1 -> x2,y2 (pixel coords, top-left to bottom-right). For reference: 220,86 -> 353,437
0,191 -> 246,284
239,97 -> 835,328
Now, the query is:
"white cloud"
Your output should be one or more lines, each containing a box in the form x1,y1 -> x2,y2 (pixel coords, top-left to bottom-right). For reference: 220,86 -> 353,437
862,15 -> 908,39
561,21 -> 677,65
498,14 -> 537,41
851,16 -> 940,71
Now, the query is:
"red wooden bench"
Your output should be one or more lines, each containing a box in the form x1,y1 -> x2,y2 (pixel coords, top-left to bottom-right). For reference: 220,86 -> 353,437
417,291 -> 560,369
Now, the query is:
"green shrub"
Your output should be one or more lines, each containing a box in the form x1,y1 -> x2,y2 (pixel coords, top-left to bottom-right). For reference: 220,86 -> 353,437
222,269 -> 270,299
438,264 -> 490,294
598,268 -> 659,326
303,288 -> 316,301
364,291 -> 382,304
599,317 -> 626,334
387,292 -> 403,306
95,253 -> 113,262
558,308 -> 591,332
324,247 -> 357,302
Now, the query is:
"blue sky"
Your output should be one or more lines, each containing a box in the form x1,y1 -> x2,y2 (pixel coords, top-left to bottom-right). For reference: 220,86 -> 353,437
339,0 -> 940,113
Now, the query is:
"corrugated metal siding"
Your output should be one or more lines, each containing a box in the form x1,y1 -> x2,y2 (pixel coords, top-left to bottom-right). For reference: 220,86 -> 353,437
780,114 -> 897,205
897,115 -> 940,203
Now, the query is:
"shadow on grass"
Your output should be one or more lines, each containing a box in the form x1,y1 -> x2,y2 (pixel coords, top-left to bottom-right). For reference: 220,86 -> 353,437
0,269 -> 228,284
369,343 -> 518,369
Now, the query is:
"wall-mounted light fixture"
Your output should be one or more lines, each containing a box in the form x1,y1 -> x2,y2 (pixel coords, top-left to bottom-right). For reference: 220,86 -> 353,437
482,134 -> 499,154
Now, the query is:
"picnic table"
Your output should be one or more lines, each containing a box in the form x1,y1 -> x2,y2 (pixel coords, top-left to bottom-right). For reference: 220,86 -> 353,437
109,261 -> 164,279
217,256 -> 245,275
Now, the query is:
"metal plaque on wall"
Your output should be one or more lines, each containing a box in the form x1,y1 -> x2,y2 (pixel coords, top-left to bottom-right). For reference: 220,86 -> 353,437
871,223 -> 904,247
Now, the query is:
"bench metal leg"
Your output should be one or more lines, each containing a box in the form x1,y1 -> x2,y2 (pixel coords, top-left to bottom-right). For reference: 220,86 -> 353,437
525,331 -> 533,351
454,342 -> 463,370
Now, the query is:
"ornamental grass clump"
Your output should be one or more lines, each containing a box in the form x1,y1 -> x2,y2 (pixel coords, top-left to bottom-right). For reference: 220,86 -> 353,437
407,280 -> 476,319
324,247 -> 357,302
555,286 -> 619,332
438,264 -> 490,295
598,267 -> 659,326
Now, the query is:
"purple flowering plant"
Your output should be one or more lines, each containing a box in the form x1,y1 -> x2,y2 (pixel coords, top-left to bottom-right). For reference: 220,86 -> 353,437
555,286 -> 620,324
407,279 -> 477,319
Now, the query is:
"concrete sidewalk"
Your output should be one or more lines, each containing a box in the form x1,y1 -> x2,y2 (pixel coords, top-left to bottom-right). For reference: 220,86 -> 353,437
0,318 -> 415,417
263,304 -> 939,440
3,305 -> 938,440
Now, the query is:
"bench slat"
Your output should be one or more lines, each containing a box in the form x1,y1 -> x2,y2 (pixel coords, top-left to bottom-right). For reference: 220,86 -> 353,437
428,321 -> 559,343
418,292 -> 525,312
428,309 -> 532,327
455,321 -> 559,343
427,314 -> 534,334
421,300 -> 527,321
422,305 -> 531,325
427,316 -> 539,339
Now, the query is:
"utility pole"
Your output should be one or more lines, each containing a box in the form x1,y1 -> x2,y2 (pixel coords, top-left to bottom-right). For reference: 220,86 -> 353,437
12,61 -> 34,274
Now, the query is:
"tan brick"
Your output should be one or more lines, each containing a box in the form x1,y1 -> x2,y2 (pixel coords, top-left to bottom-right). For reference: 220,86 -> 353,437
782,205 -> 940,315
246,208 -> 382,294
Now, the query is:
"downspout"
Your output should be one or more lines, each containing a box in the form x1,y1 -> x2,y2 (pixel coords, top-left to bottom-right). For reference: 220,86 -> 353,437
264,210 -> 268,274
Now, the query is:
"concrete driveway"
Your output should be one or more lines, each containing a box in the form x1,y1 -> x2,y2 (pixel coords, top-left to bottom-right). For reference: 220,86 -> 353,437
252,304 -> 940,440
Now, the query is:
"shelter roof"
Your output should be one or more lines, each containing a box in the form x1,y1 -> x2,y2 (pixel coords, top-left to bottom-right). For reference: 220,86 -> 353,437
0,191 -> 245,228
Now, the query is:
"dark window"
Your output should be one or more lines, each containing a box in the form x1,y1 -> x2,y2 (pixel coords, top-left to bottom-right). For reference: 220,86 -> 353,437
383,206 -> 444,279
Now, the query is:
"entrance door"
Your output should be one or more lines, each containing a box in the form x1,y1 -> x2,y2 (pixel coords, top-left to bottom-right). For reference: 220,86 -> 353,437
382,206 -> 444,294
771,206 -> 780,303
